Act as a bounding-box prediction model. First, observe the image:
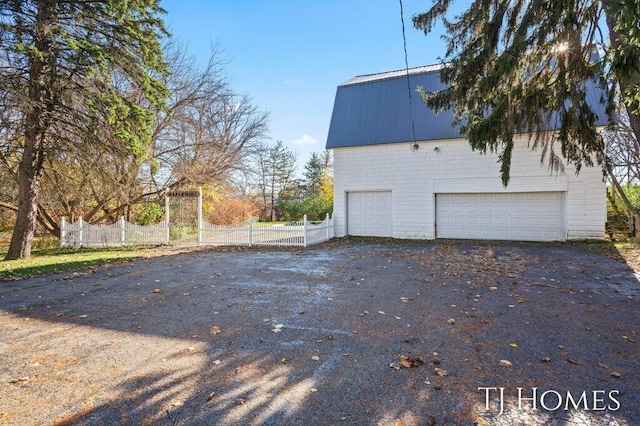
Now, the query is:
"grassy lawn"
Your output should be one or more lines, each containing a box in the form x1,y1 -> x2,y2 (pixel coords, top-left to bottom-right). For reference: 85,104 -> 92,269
0,245 -> 156,282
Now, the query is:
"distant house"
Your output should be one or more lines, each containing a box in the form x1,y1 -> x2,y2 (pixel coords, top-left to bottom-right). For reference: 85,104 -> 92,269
325,65 -> 607,242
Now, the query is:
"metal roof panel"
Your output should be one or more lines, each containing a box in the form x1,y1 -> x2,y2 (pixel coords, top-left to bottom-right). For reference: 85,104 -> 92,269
326,65 -> 611,150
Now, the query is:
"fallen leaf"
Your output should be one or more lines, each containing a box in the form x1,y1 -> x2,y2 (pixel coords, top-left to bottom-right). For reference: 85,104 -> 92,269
447,318 -> 456,325
8,377 -> 29,384
236,398 -> 246,405
399,355 -> 425,368
206,392 -> 216,402
540,357 -> 551,363
597,362 -> 610,369
311,355 -> 320,361
210,326 -> 221,335
566,358 -> 581,365
499,359 -> 512,368
310,388 -> 318,392
152,289 -> 161,293
611,371 -> 622,378
510,343 -> 518,348
281,358 -> 287,364
475,417 -> 491,426
434,367 -> 448,376
378,311 -> 385,315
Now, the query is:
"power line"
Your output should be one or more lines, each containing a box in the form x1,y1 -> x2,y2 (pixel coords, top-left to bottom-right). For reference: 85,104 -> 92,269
399,0 -> 417,143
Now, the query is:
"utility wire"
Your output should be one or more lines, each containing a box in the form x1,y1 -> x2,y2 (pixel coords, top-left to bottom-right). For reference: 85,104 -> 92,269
399,0 -> 417,143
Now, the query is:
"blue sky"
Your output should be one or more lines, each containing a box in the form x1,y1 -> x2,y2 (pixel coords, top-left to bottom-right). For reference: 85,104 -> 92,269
160,0 -> 449,170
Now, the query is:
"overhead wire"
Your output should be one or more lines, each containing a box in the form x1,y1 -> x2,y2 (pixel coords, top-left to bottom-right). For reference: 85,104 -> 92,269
398,0 -> 417,143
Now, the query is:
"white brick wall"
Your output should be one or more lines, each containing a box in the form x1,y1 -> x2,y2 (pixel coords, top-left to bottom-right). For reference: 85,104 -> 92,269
332,136 -> 606,240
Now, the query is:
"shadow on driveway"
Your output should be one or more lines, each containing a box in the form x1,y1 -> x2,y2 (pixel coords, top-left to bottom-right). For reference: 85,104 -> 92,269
1,239 -> 639,425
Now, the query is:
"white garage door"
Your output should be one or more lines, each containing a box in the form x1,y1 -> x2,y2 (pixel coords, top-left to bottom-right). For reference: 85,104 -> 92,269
347,191 -> 392,237
436,192 -> 565,241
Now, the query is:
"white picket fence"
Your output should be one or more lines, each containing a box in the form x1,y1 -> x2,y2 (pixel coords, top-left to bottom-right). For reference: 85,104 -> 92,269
60,214 -> 334,248
200,215 -> 334,247
60,217 -> 168,248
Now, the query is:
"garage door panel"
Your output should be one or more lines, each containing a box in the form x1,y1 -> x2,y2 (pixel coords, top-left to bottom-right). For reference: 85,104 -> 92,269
436,192 -> 565,241
347,191 -> 392,237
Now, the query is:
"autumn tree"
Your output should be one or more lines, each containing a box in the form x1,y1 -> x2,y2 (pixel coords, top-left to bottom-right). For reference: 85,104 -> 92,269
151,46 -> 268,192
1,39 -> 268,240
413,0 -> 639,186
1,0 -> 169,259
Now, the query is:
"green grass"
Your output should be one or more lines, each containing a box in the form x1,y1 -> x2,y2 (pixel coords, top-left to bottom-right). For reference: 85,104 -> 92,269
0,246 -> 155,281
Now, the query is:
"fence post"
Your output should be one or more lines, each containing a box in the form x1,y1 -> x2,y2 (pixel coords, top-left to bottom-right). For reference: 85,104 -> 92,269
78,217 -> 84,248
303,214 -> 308,247
325,213 -> 330,241
248,215 -> 253,247
165,195 -> 170,244
197,186 -> 203,246
60,217 -> 66,248
120,216 -> 126,246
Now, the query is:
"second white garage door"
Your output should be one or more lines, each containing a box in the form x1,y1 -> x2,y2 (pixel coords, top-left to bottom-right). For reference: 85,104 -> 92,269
436,192 -> 565,241
347,191 -> 392,237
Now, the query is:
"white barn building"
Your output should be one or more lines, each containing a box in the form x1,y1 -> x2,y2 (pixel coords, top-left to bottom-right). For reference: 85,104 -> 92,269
326,65 -> 608,242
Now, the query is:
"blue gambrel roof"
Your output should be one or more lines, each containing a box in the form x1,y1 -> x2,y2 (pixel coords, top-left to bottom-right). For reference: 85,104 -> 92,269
325,64 -> 610,149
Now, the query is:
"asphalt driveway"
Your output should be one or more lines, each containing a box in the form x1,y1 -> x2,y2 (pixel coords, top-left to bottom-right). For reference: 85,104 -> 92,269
1,239 -> 639,425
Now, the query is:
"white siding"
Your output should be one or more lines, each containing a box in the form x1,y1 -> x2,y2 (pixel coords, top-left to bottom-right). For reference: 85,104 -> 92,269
332,136 -> 605,241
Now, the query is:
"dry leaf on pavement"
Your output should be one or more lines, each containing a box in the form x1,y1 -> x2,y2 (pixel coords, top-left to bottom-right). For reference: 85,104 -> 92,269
434,367 -> 448,376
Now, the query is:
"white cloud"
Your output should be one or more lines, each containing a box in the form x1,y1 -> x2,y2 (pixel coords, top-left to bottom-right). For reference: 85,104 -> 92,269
291,134 -> 317,147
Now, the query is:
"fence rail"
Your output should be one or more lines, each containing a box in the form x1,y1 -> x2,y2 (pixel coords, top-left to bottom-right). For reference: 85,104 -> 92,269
60,214 -> 334,248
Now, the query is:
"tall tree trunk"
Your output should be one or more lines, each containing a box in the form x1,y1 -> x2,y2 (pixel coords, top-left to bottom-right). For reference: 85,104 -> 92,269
604,1 -> 640,144
6,140 -> 44,260
4,0 -> 55,260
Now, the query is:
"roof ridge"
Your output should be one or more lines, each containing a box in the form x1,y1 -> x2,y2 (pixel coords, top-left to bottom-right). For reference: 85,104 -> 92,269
340,63 -> 446,86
